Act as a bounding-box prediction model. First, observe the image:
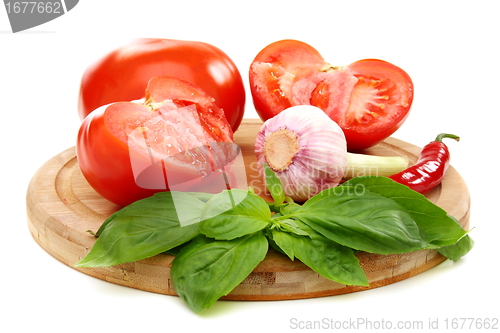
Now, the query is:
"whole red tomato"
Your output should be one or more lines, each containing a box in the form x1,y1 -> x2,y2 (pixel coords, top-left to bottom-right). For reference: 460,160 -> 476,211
76,76 -> 238,207
78,38 -> 246,131
249,39 -> 414,151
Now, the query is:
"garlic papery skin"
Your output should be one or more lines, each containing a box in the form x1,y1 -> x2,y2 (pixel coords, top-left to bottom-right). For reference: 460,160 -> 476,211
255,105 -> 348,202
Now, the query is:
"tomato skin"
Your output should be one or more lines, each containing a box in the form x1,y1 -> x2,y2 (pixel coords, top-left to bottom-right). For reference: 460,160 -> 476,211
78,38 -> 246,131
77,76 -> 235,207
249,40 -> 414,151
77,105 -> 158,207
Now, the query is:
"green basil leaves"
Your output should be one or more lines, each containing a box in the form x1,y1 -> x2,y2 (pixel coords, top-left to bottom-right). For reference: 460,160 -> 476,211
291,186 -> 427,254
76,168 -> 473,313
199,189 -> 271,240
171,232 -> 268,313
75,191 -> 203,267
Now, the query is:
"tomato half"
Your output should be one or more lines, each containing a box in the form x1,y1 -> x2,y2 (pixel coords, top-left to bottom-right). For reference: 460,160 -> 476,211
78,38 -> 246,132
76,76 -> 238,207
249,39 -> 414,151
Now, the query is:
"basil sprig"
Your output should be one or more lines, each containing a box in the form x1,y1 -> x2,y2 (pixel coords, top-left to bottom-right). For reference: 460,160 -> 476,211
76,167 -> 473,313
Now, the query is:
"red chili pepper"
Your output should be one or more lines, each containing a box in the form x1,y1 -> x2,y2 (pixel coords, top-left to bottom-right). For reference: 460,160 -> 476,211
389,133 -> 460,194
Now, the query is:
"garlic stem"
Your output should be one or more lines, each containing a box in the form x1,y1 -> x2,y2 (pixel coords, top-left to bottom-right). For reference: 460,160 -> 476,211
344,153 -> 409,179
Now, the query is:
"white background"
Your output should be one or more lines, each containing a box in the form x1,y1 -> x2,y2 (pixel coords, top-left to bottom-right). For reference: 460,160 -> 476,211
1,1 -> 498,332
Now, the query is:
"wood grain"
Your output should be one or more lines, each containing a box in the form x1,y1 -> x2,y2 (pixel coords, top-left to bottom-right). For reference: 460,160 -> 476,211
26,119 -> 470,301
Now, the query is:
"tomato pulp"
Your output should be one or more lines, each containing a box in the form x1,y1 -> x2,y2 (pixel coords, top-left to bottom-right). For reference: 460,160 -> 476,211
76,76 -> 239,207
78,38 -> 246,131
249,40 -> 414,151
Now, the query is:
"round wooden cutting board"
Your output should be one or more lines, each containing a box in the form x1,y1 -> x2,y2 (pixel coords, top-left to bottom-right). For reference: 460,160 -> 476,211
26,119 -> 470,301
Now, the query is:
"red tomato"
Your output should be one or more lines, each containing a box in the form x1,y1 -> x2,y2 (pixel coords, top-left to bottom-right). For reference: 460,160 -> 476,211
76,76 -> 238,207
78,38 -> 246,131
249,39 -> 414,151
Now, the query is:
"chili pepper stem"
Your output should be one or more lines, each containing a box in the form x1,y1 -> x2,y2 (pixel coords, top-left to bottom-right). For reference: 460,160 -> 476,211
344,153 -> 409,179
389,132 -> 460,194
435,133 -> 460,143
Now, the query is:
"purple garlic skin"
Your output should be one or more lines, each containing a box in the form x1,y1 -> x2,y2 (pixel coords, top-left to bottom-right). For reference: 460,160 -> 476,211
255,105 -> 348,202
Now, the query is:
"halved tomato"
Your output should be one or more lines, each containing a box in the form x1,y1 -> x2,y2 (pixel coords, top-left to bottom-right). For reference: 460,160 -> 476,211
76,76 -> 238,207
249,40 -> 414,151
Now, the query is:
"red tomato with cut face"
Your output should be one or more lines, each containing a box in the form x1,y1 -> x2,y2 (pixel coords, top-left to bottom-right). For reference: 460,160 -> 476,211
76,76 -> 238,207
78,38 -> 246,132
249,39 -> 414,151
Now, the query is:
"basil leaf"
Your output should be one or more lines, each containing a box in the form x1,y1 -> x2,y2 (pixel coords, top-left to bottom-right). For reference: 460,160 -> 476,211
171,232 -> 268,313
291,186 -> 427,254
263,163 -> 285,205
93,211 -> 119,237
438,234 -> 474,261
344,176 -> 468,247
270,218 -> 310,236
199,189 -> 271,240
75,192 -> 202,267
271,219 -> 368,286
279,202 -> 301,215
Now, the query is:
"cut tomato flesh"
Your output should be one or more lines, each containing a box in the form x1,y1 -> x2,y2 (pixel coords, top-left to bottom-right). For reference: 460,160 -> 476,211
250,62 -> 292,116
145,76 -> 233,143
344,76 -> 391,127
108,77 -> 235,178
255,61 -> 409,136
126,102 -> 212,161
105,100 -> 232,179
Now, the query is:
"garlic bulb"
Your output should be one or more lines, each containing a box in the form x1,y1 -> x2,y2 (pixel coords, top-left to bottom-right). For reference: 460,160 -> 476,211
255,105 -> 348,202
